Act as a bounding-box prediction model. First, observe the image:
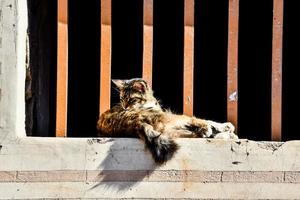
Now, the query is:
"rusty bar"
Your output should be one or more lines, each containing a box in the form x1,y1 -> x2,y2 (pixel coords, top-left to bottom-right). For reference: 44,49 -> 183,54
100,0 -> 112,114
183,0 -> 194,116
271,0 -> 283,141
227,0 -> 239,130
56,0 -> 68,137
142,0 -> 153,87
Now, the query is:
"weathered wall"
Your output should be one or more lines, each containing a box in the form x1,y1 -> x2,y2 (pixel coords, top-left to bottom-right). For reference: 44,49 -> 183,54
1,138 -> 300,199
1,1 -> 300,199
0,0 -> 27,141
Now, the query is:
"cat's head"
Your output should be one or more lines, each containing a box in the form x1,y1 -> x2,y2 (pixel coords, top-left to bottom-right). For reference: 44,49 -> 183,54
112,78 -> 161,110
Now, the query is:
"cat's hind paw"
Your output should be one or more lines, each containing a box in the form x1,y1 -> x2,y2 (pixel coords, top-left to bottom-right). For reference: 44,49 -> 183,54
208,121 -> 235,134
213,131 -> 238,140
222,122 -> 235,133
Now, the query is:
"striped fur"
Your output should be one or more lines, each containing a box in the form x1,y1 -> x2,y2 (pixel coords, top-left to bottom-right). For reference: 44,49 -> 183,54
97,78 -> 237,163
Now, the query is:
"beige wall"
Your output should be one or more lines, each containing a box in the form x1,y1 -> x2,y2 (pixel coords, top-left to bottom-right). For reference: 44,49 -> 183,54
1,1 -> 300,199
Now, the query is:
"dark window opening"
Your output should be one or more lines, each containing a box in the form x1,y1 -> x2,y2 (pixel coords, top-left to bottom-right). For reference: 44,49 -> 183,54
26,0 -> 57,137
26,0 -> 299,141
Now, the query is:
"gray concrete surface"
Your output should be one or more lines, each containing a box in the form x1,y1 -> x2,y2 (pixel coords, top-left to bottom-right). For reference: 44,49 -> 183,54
1,138 -> 300,199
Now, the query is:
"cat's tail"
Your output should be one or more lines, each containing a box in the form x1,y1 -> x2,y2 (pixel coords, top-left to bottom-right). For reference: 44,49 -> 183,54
145,134 -> 179,164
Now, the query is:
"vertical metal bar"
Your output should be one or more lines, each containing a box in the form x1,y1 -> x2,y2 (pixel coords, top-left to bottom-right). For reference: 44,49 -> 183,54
271,0 -> 283,141
56,0 -> 68,137
100,0 -> 112,114
183,0 -> 194,116
143,0 -> 153,87
227,0 -> 239,130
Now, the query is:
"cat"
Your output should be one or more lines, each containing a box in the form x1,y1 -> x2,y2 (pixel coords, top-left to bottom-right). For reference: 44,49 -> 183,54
97,78 -> 238,163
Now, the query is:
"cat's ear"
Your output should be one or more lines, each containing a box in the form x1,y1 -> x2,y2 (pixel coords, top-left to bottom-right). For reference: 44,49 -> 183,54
112,79 -> 125,90
133,81 -> 147,93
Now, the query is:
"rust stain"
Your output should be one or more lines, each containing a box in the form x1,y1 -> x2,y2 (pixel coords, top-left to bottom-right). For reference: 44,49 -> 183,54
143,0 -> 153,26
184,0 -> 194,26
101,0 -> 111,25
58,0 -> 67,24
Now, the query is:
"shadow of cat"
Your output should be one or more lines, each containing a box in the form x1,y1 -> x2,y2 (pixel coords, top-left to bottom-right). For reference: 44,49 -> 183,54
88,138 -> 159,192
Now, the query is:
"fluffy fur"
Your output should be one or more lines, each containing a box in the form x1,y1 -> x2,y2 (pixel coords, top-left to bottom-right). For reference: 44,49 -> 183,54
97,78 -> 238,163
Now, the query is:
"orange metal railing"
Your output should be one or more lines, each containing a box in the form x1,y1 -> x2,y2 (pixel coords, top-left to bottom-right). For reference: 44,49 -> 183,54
56,0 -> 284,140
56,0 -> 68,137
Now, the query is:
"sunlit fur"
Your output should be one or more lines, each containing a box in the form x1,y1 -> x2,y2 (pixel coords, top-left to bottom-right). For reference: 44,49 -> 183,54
97,78 -> 238,163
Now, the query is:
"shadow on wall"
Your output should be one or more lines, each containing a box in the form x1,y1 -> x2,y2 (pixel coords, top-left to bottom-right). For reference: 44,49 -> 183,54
86,138 -> 158,191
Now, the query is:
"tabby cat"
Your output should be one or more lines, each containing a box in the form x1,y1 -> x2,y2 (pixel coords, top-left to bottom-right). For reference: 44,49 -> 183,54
97,78 -> 238,163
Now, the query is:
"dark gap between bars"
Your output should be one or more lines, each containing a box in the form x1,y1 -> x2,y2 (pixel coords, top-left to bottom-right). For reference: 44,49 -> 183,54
238,0 -> 273,140
282,0 -> 300,141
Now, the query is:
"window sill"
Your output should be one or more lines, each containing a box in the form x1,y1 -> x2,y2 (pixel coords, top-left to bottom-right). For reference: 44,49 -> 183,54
1,136 -> 300,198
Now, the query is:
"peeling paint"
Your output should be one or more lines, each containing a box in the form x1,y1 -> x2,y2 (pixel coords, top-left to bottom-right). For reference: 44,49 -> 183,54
87,138 -> 114,145
229,91 -> 238,101
257,142 -> 284,153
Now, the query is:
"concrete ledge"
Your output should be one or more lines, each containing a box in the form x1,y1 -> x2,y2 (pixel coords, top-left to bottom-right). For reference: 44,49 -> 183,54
1,137 -> 300,199
1,137 -> 299,171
